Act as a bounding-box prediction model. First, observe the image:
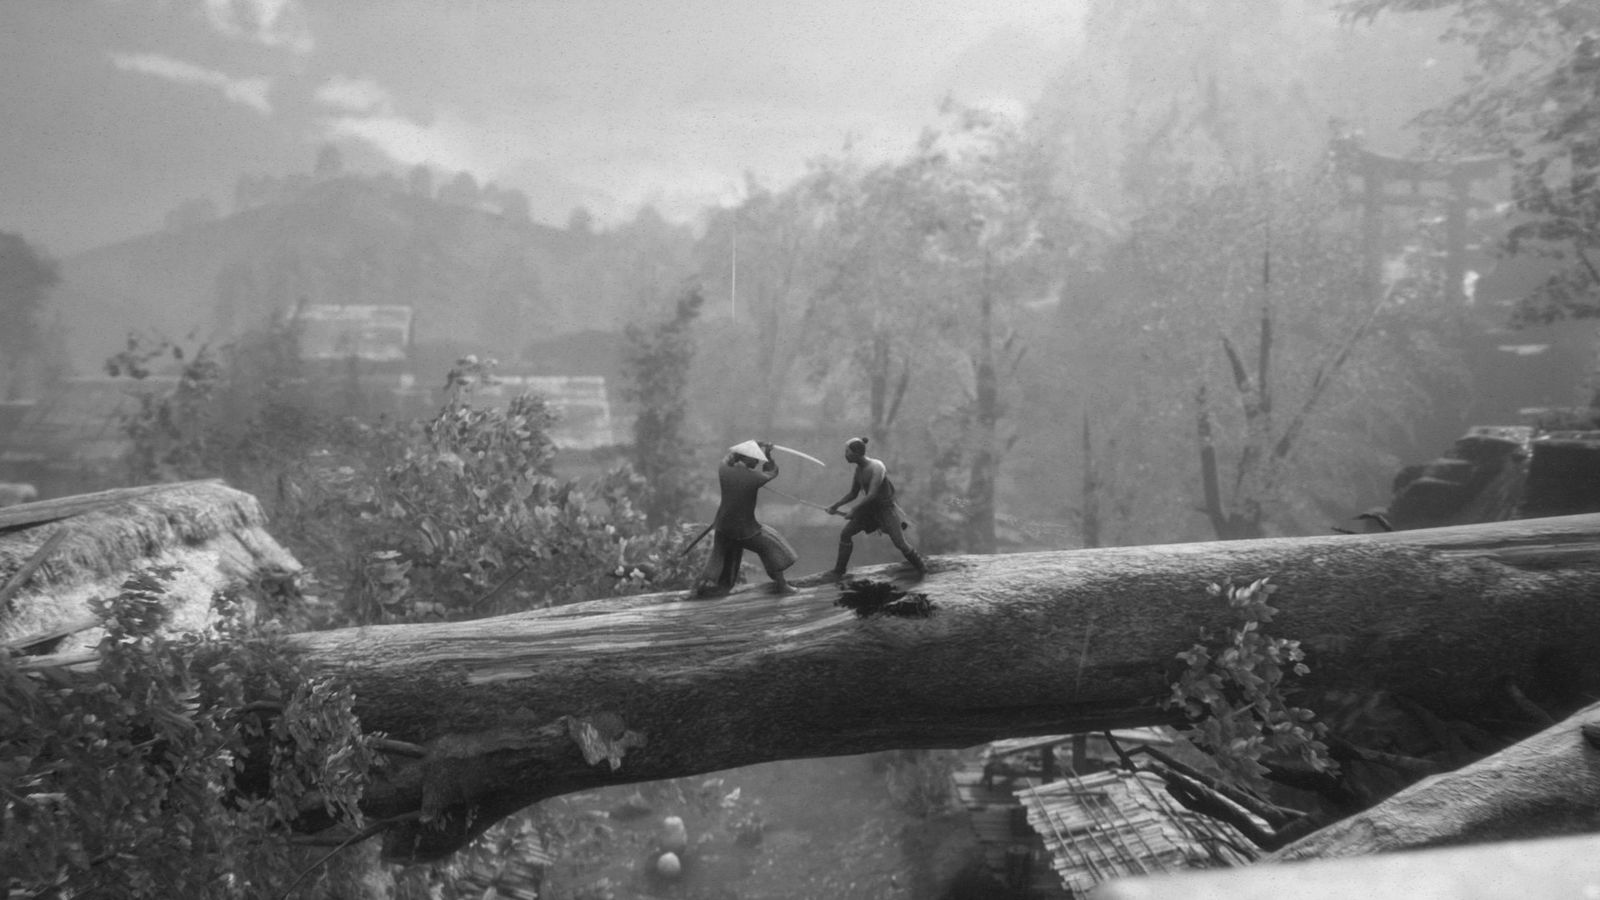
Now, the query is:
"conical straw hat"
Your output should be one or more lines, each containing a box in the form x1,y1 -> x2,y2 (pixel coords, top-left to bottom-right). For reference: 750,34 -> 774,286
729,439 -> 768,462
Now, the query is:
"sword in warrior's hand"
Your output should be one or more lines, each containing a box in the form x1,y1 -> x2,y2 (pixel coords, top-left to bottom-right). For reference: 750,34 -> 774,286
768,444 -> 827,468
765,486 -> 848,516
679,522 -> 715,556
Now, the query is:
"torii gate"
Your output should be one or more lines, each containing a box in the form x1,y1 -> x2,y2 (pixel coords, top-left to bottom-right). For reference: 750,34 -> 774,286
1330,135 -> 1502,305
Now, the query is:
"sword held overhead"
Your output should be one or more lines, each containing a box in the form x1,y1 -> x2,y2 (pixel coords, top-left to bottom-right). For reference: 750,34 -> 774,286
768,444 -> 826,468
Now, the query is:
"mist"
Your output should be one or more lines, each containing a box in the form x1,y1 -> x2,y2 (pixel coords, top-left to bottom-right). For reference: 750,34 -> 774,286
5,0 -> 1599,896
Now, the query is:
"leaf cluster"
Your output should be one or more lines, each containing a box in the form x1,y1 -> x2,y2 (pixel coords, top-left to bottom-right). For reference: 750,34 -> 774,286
1075,164 -> 1462,542
107,335 -> 228,484
2,569 -> 376,898
1341,1 -> 1600,324
1169,577 -> 1335,791
103,331 -> 701,625
274,357 -> 698,625
621,288 -> 703,527
106,319 -> 346,488
0,231 -> 59,360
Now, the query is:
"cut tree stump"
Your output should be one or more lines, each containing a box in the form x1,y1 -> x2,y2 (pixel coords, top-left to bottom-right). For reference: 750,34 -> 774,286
0,480 -> 301,654
281,513 -> 1600,861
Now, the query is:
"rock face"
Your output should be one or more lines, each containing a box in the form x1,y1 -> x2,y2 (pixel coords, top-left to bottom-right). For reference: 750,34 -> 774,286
1519,431 -> 1600,517
1386,426 -> 1600,529
0,480 -> 302,657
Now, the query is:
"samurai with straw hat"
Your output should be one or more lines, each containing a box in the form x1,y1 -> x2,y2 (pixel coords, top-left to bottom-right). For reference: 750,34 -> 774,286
689,439 -> 800,598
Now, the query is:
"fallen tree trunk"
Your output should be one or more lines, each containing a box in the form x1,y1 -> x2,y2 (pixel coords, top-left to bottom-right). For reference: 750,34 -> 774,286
284,513 -> 1600,860
1264,700 -> 1600,861
1099,706 -> 1600,897
0,480 -> 301,654
1100,831 -> 1600,900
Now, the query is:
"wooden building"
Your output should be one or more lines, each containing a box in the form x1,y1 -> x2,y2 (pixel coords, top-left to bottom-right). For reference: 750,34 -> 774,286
952,732 -> 1259,898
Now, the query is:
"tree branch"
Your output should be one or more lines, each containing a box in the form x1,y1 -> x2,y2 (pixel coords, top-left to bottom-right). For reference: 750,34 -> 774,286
1272,291 -> 1385,462
1266,701 -> 1600,861
1195,384 -> 1228,537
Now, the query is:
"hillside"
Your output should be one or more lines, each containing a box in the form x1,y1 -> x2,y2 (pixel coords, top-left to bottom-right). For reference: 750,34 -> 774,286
49,176 -> 667,374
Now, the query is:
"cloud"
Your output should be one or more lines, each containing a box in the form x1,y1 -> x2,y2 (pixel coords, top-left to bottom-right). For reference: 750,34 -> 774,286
199,0 -> 313,54
109,52 -> 273,114
313,75 -> 394,115
321,111 -> 482,174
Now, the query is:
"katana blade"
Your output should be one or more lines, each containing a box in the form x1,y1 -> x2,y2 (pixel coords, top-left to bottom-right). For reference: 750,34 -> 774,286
770,444 -> 826,467
765,486 -> 842,513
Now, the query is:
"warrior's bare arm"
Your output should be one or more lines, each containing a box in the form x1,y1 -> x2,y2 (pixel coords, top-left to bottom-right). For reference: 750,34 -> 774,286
862,461 -> 888,502
826,478 -> 861,515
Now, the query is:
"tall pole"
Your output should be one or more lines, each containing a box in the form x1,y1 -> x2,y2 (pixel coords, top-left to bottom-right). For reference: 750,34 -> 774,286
730,217 -> 738,321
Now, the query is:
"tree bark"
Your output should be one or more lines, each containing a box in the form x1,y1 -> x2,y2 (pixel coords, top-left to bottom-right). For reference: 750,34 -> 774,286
1264,700 -> 1600,861
1099,832 -> 1600,900
283,513 -> 1600,861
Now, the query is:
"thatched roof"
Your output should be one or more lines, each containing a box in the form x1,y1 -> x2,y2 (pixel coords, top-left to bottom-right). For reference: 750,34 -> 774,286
0,480 -> 302,658
1018,770 -> 1258,895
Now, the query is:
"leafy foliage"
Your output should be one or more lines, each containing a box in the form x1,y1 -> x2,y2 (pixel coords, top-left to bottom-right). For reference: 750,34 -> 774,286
0,231 -> 60,398
1169,577 -> 1335,791
791,105 -> 1071,552
104,330 -> 698,625
106,318 -> 346,488
0,231 -> 57,354
69,345 -> 701,894
1341,0 -> 1600,325
2,569 -> 377,899
1062,164 -> 1465,543
621,287 -> 704,528
690,174 -> 835,441
269,356 -> 698,625
107,335 -> 228,484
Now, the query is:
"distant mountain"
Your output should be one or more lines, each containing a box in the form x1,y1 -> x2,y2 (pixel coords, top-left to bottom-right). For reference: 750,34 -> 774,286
50,174 -> 677,374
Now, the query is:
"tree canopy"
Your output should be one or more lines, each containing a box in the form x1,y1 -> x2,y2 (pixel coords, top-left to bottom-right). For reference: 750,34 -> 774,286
0,230 -> 59,398
1341,0 -> 1600,325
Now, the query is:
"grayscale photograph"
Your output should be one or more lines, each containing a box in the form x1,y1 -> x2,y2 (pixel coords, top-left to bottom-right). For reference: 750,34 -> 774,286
3,1 -> 1599,898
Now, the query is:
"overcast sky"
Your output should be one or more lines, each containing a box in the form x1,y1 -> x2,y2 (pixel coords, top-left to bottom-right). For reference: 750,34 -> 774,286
0,0 -> 1081,257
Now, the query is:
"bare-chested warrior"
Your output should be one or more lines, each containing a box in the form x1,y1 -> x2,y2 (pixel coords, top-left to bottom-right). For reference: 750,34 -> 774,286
825,436 -> 925,578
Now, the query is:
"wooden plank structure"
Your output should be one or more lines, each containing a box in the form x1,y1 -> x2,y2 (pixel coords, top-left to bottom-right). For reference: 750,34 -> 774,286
953,732 -> 1260,898
1019,771 -> 1257,898
953,750 -> 1061,898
